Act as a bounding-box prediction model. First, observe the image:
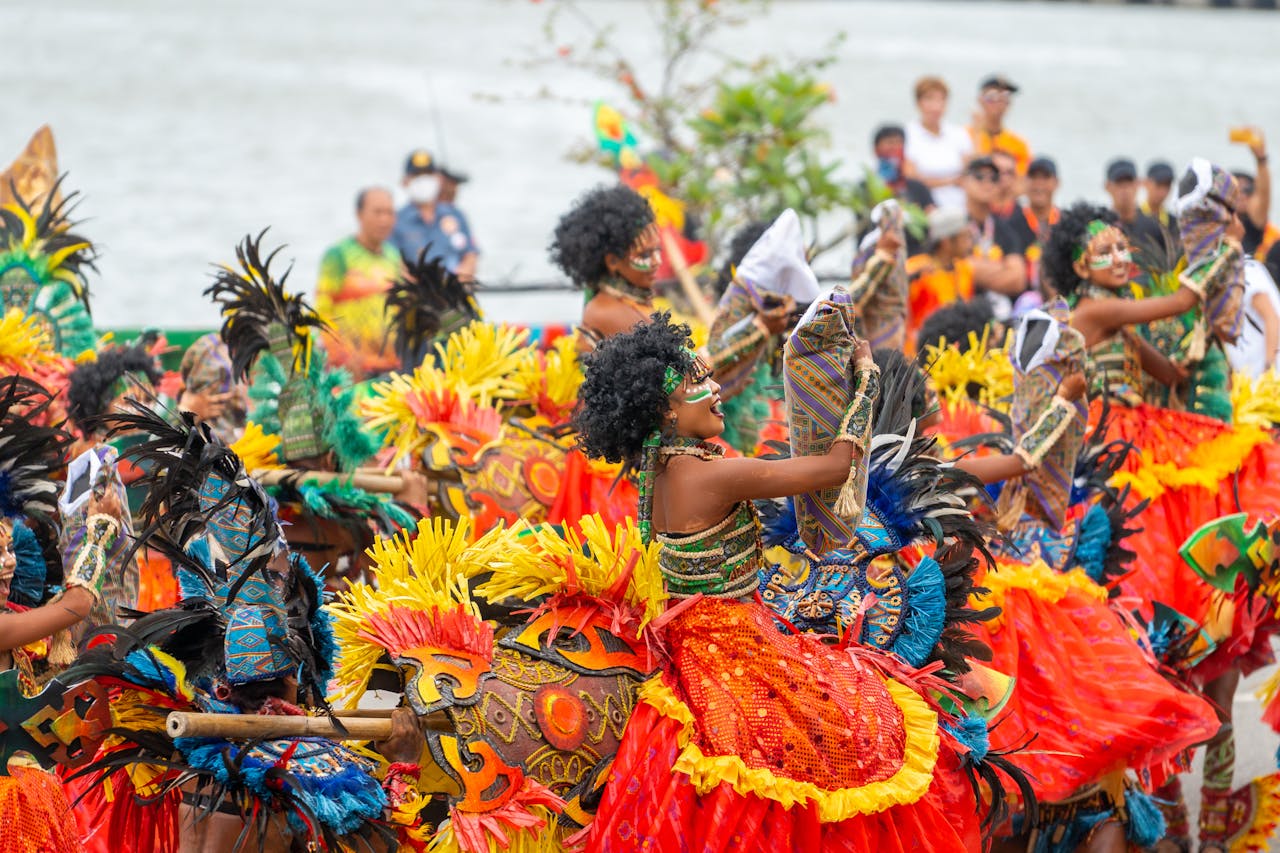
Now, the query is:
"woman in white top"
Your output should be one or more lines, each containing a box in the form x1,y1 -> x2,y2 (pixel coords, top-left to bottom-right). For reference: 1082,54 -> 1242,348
904,76 -> 972,211
1225,257 -> 1280,377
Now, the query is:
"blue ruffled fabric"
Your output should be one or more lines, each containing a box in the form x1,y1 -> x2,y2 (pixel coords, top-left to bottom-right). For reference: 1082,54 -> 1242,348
176,735 -> 387,836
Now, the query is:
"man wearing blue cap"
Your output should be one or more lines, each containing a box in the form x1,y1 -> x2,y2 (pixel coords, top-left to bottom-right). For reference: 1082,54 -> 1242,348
390,149 -> 479,280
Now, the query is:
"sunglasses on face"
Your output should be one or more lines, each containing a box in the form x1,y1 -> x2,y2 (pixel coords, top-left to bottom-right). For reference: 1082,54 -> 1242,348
970,172 -> 999,183
981,91 -> 1011,104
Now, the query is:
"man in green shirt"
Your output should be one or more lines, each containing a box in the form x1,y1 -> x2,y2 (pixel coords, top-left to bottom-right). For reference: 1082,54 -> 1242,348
315,187 -> 401,378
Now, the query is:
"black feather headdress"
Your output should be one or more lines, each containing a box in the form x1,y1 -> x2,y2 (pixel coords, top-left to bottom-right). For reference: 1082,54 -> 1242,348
0,174 -> 98,306
384,248 -> 481,369
0,376 -> 72,522
203,230 -> 328,382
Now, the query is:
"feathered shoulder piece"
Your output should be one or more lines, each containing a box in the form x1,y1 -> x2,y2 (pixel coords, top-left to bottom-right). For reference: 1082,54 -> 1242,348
0,177 -> 97,357
385,249 -> 481,369
0,175 -> 96,305
89,402 -> 279,572
204,230 -> 327,382
0,376 -> 72,521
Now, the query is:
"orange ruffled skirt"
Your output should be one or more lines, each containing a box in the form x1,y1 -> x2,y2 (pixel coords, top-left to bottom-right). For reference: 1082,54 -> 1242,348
976,561 -> 1218,803
587,598 -> 980,852
1098,401 -> 1280,678
0,767 -> 83,853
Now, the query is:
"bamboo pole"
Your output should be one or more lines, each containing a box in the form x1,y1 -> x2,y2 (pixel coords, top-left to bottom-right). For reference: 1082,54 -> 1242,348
661,230 -> 715,328
252,468 -> 404,494
165,711 -> 450,740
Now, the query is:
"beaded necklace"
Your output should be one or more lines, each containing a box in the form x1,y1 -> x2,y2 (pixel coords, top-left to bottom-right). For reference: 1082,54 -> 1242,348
638,435 -> 723,544
598,276 -> 656,310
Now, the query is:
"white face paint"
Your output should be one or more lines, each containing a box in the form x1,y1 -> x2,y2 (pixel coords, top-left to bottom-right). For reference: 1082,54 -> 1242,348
406,174 -> 442,204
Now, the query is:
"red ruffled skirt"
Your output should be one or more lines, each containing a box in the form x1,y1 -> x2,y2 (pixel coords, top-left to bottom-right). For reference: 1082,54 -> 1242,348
1099,401 -> 1280,679
0,767 -> 83,853
586,598 -> 980,852
976,561 -> 1219,803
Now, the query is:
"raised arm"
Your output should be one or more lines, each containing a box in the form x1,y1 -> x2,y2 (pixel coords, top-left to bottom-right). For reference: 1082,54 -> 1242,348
1074,288 -> 1199,345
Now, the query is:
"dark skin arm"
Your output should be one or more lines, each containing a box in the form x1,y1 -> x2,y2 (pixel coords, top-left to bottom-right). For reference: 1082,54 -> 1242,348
952,371 -> 1088,485
656,341 -> 870,534
0,586 -> 95,652
1072,290 -> 1198,347
1131,332 -> 1190,387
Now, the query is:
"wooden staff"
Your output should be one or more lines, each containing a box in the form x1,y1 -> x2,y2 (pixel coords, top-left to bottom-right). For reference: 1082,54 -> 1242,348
661,230 -> 715,328
166,710 -> 449,741
252,468 -> 404,495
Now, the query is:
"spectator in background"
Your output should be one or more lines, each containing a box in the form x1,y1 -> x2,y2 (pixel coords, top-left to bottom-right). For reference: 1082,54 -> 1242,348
1233,128 -> 1276,271
904,76 -> 972,211
906,206 -> 976,353
991,150 -> 1032,250
391,149 -> 479,280
1142,161 -> 1180,252
315,186 -> 401,378
1018,157 -> 1061,291
969,75 -> 1031,177
857,124 -> 933,256
1103,158 -> 1169,265
963,157 -> 1028,316
1224,256 -> 1280,379
438,163 -> 468,206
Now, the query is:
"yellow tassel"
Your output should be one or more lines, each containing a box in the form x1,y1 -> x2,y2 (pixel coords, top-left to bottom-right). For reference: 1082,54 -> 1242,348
47,629 -> 75,668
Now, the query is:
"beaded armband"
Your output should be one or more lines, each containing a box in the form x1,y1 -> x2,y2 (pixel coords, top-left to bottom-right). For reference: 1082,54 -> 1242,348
832,359 -> 880,517
847,250 -> 896,309
708,314 -> 769,373
1013,396 -> 1077,470
65,513 -> 121,601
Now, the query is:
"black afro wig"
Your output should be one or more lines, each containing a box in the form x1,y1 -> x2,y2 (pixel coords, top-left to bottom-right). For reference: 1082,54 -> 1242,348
915,298 -> 997,355
1041,202 -> 1119,298
67,343 -> 163,429
573,312 -> 694,467
714,220 -> 771,300
549,184 -> 656,288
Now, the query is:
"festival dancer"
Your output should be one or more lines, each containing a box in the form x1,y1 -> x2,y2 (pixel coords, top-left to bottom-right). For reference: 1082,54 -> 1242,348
577,314 -> 998,852
0,378 -> 122,853
847,199 -> 910,350
948,305 -> 1219,852
61,342 -> 164,630
60,407 -> 427,852
1043,201 -> 1280,852
205,232 -> 422,586
549,184 -> 660,351
706,209 -> 818,453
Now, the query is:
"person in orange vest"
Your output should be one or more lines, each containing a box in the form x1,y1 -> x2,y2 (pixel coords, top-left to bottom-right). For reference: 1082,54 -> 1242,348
968,74 -> 1031,177
906,206 -> 975,353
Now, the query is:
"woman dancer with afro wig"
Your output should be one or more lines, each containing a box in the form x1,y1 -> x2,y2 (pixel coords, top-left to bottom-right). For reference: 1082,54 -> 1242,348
1045,200 -> 1280,851
576,313 -> 988,852
549,184 -> 659,351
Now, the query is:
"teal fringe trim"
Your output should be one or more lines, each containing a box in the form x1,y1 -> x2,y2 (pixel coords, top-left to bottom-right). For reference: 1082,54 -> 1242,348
893,555 -> 947,667
1073,504 -> 1112,586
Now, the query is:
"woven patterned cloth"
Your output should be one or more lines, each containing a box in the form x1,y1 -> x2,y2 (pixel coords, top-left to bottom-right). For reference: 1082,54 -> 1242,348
784,293 -> 861,554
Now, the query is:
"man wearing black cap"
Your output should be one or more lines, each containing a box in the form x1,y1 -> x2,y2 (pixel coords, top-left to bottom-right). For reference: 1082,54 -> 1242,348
963,157 -> 1028,314
1141,161 -> 1179,251
390,148 -> 478,280
968,75 -> 1031,177
1104,158 -> 1169,264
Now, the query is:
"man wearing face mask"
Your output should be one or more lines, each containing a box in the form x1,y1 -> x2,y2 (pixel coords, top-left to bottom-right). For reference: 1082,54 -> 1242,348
391,149 -> 479,281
